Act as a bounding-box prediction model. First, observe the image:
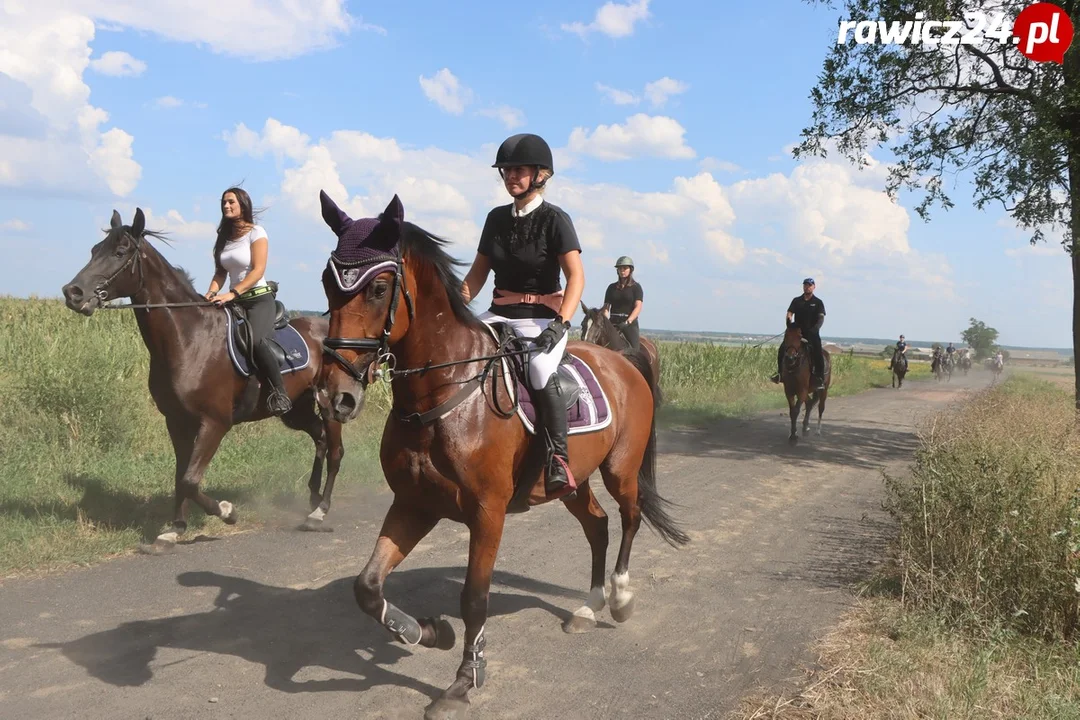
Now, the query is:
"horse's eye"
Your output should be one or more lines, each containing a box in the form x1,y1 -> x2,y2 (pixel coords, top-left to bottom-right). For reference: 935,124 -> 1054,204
372,282 -> 388,299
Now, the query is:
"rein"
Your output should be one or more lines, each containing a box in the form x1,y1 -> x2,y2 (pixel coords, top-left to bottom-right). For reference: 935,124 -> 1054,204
93,232 -> 216,311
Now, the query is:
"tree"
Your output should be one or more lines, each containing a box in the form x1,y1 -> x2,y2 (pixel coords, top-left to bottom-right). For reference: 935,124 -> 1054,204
797,0 -> 1080,406
961,317 -> 1000,358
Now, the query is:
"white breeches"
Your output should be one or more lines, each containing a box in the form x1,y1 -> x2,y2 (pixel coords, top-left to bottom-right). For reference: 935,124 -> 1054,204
478,311 -> 568,390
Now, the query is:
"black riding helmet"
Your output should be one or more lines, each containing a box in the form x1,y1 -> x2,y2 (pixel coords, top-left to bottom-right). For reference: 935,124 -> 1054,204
493,133 -> 554,197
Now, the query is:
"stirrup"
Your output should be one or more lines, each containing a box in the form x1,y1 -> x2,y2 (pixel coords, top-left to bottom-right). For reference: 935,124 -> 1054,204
545,455 -> 577,501
267,389 -> 293,416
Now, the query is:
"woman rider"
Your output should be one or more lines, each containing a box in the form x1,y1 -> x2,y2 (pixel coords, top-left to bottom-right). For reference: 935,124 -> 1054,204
603,256 -> 643,350
460,133 -> 585,501
204,187 -> 292,416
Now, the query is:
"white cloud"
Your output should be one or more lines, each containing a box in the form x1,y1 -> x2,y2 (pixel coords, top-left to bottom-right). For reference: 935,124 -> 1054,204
700,157 -> 742,173
1,219 -> 30,231
222,118 -> 744,269
562,0 -> 651,39
568,113 -> 696,161
138,208 -> 217,240
477,105 -> 525,130
0,7 -> 142,197
223,118 -> 311,162
595,82 -> 640,105
644,77 -> 688,107
66,0 -> 376,61
88,50 -> 146,77
153,96 -> 207,109
1005,244 -> 1064,257
419,68 -> 473,115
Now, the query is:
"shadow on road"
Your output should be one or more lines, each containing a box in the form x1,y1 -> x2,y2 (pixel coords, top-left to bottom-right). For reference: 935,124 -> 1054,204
36,567 -> 583,699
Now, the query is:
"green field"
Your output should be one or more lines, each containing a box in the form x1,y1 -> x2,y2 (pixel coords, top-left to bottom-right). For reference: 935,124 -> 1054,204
0,297 -> 912,575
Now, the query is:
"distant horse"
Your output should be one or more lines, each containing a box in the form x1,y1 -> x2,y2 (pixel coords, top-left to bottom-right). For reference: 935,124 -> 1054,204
579,303 -> 662,403
942,353 -> 954,382
317,193 -> 689,720
780,324 -> 831,444
959,352 -> 972,375
61,209 -> 344,551
988,355 -> 1004,383
889,347 -> 908,389
931,350 -> 944,382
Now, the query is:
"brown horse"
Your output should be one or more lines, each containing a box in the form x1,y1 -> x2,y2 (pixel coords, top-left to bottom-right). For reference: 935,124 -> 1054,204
579,302 -> 662,402
61,209 -> 344,551
780,325 -> 831,445
317,193 -> 688,720
889,346 -> 908,389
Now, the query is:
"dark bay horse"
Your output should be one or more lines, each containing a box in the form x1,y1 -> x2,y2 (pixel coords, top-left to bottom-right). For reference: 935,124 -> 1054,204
579,303 -> 662,402
317,193 -> 688,720
780,325 -> 830,445
61,209 -> 344,551
889,347 -> 908,389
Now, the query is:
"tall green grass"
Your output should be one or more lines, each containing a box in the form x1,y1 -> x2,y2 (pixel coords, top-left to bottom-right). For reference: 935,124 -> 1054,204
883,375 -> 1080,640
0,297 -> 386,574
655,341 -> 929,424
0,298 -> 905,574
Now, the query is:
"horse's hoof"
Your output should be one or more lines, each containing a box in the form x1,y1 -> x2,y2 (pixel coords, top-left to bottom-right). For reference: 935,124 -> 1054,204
788,436 -> 798,446
140,532 -> 179,555
610,596 -> 636,624
431,617 -> 457,650
218,501 -> 238,526
424,697 -> 470,720
563,612 -> 597,634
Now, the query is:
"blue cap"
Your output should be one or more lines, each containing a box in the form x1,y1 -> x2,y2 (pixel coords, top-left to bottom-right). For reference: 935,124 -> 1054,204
803,277 -> 815,285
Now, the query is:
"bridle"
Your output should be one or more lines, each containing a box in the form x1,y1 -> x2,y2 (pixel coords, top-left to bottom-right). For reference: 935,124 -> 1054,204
321,250 -> 536,425
322,251 -> 415,384
94,231 -> 216,311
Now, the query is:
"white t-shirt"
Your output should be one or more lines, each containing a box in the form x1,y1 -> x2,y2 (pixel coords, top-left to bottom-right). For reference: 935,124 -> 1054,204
219,225 -> 269,291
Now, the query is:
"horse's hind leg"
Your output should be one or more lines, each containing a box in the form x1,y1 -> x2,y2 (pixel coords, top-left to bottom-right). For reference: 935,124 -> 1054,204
561,480 -> 609,633
599,462 -> 642,624
817,392 -> 827,435
283,398 -> 344,528
355,501 -> 453,652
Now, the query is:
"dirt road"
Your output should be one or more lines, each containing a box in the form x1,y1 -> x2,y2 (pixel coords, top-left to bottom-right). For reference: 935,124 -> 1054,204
0,372 -> 988,719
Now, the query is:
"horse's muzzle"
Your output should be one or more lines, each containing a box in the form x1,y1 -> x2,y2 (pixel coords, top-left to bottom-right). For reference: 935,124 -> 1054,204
329,390 -> 364,423
61,282 -> 99,316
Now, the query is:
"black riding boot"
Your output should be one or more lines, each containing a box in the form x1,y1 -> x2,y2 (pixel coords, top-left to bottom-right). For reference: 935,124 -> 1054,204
253,340 -> 293,416
534,373 -> 576,500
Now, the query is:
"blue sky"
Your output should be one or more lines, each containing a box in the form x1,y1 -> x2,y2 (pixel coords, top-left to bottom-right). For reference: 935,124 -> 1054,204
0,0 -> 1068,348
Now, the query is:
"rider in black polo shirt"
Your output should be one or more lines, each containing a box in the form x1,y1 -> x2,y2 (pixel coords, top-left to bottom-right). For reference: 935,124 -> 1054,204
603,256 -> 643,350
771,277 -> 826,390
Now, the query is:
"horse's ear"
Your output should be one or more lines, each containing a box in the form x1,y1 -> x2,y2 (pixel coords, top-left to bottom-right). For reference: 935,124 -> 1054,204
110,210 -> 122,229
131,208 -> 145,237
580,300 -> 590,316
382,194 -> 404,224
320,190 -> 353,237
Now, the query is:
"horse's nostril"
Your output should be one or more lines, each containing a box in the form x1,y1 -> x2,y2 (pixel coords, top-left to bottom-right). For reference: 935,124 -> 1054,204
63,284 -> 84,303
333,392 -> 358,415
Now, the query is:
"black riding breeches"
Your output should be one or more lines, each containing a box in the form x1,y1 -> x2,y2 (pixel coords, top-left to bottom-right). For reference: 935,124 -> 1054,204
619,320 -> 640,351
237,293 -> 284,388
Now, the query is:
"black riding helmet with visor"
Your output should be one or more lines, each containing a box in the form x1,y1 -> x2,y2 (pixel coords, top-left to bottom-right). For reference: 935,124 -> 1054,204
492,133 -> 554,198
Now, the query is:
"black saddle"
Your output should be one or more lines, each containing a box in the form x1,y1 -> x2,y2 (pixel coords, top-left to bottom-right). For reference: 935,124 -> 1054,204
230,299 -> 290,363
489,321 -> 581,410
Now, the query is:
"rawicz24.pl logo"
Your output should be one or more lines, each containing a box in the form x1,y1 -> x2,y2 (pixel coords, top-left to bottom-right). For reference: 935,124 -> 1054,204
838,2 -> 1074,63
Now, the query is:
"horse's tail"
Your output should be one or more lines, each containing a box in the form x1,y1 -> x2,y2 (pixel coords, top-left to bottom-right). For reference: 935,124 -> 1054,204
622,348 -> 689,547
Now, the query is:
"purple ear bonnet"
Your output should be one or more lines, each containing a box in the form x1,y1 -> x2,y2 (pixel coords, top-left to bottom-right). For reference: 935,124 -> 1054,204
322,191 -> 405,294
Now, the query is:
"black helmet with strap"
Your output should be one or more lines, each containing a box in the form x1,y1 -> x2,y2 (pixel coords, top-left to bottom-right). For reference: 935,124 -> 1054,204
493,133 -> 554,198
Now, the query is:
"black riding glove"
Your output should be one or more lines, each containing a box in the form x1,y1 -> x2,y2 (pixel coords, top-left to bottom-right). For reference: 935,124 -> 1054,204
533,317 -> 570,353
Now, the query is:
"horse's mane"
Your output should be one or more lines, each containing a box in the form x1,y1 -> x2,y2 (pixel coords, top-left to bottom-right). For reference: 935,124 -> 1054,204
399,222 -> 483,329
586,307 -> 628,348
104,225 -> 202,301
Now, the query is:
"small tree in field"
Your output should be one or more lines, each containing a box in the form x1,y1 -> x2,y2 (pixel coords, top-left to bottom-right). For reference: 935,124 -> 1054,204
962,318 -> 1001,359
798,0 -> 1080,407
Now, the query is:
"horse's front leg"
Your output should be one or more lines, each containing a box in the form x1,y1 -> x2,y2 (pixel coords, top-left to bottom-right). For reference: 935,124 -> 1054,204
426,509 -> 507,720
802,396 -> 815,436
787,394 -> 801,445
355,501 -> 454,649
